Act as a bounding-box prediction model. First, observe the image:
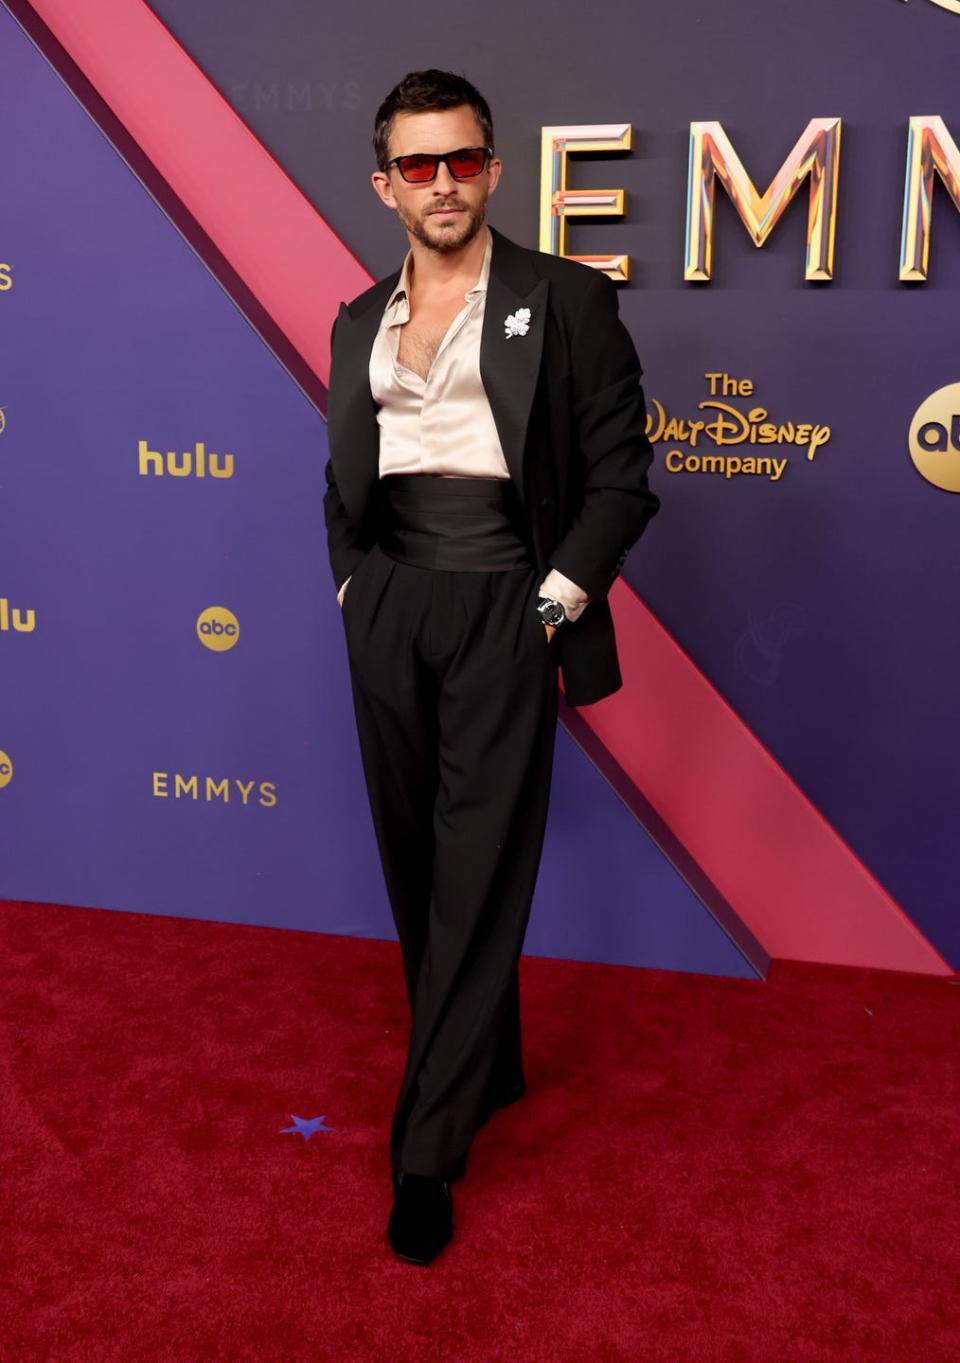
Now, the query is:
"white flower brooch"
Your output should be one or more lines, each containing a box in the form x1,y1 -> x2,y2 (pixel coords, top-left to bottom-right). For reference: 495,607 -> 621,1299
504,307 -> 531,338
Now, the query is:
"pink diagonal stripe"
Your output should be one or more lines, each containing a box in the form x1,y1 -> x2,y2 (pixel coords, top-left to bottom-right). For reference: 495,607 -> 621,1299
577,582 -> 951,973
24,0 -> 369,382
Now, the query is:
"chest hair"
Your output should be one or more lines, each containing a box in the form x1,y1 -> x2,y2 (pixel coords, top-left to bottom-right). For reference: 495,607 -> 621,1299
397,297 -> 472,382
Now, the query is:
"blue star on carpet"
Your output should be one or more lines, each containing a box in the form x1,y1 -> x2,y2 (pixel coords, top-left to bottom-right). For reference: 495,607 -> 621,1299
279,1114 -> 335,1141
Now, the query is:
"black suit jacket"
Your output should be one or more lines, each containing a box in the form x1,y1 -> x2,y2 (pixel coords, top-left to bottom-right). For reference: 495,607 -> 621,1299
323,222 -> 660,706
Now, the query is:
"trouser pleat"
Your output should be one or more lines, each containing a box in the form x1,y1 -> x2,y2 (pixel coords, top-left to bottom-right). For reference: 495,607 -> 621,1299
340,542 -> 559,1178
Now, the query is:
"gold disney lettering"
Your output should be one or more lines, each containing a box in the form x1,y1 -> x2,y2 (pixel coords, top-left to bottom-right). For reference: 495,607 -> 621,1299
646,371 -> 831,465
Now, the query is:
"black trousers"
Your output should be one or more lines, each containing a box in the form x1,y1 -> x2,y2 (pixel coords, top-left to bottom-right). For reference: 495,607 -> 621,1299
340,483 -> 560,1181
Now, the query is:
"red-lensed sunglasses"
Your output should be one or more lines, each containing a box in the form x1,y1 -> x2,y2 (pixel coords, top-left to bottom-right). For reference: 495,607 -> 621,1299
385,146 -> 493,184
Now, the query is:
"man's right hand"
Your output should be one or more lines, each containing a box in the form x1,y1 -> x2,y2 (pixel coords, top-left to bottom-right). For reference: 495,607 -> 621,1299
337,575 -> 352,608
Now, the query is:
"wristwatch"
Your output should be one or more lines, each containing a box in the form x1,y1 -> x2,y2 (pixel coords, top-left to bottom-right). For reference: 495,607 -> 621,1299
536,596 -> 567,628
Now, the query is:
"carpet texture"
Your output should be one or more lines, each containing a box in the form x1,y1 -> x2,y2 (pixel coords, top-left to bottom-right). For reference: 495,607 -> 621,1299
1,897 -> 957,1362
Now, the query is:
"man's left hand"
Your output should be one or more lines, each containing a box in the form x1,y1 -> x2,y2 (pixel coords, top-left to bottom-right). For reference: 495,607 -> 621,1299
543,623 -> 557,642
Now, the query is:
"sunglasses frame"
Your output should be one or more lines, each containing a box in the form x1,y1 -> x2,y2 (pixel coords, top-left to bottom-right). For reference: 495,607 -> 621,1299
384,145 -> 494,184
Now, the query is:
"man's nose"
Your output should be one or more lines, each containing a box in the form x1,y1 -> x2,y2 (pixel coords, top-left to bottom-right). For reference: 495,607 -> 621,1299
433,160 -> 459,193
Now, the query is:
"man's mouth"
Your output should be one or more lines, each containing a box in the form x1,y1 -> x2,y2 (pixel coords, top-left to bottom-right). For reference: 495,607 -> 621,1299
431,208 -> 463,215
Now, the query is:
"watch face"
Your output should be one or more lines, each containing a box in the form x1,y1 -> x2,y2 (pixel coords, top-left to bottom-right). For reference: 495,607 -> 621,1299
538,598 -> 566,627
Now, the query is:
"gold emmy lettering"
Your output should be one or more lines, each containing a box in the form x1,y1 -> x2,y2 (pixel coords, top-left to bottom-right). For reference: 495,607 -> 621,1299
538,112 -> 960,284
539,123 -> 631,278
685,118 -> 841,282
138,440 -> 235,477
151,772 -> 279,804
900,116 -> 960,281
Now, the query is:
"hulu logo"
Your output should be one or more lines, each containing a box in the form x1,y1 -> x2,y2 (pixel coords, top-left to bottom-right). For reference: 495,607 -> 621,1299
0,598 -> 35,632
138,440 -> 234,478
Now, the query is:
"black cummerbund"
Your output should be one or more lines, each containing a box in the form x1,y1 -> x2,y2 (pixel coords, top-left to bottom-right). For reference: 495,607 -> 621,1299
376,473 -> 532,571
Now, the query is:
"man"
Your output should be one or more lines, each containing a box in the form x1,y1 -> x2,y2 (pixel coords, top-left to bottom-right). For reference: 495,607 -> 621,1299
323,69 -> 659,1265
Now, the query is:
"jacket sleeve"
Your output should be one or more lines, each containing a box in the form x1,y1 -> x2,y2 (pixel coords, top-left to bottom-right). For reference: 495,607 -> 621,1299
322,307 -> 369,593
546,272 -> 660,600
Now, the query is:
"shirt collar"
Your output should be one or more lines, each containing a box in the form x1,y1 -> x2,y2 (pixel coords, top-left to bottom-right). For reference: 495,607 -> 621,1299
385,223 -> 492,316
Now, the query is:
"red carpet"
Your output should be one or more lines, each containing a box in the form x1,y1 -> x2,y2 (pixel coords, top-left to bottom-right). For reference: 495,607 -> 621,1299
1,897 -> 957,1362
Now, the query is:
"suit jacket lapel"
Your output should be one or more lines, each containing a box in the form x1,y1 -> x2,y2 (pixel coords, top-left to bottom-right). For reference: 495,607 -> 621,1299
326,223 -> 549,521
479,230 -> 549,504
325,278 -> 396,524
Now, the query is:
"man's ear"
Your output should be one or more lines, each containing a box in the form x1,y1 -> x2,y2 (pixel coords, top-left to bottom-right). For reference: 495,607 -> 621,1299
370,170 -> 395,209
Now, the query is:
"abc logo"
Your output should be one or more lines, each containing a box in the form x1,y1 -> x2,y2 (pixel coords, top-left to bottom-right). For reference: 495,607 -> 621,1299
196,606 -> 240,652
909,383 -> 960,493
0,749 -> 13,788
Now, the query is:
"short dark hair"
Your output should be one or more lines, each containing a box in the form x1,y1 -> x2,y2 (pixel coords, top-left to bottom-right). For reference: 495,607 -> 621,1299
373,69 -> 495,172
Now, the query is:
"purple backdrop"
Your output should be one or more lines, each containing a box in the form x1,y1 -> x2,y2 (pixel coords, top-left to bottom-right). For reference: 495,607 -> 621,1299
2,0 -> 958,971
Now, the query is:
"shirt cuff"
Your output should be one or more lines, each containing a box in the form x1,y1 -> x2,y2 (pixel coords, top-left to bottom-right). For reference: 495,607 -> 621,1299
537,566 -> 594,623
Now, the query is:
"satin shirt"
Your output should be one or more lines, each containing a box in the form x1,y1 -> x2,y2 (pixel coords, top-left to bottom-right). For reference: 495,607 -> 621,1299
337,224 -> 592,621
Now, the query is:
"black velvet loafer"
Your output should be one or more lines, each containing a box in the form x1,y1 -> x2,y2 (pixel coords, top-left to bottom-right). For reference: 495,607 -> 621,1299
387,1169 -> 454,1265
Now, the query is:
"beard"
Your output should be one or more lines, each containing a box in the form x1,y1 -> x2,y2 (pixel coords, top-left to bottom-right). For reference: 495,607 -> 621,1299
397,196 -> 487,255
